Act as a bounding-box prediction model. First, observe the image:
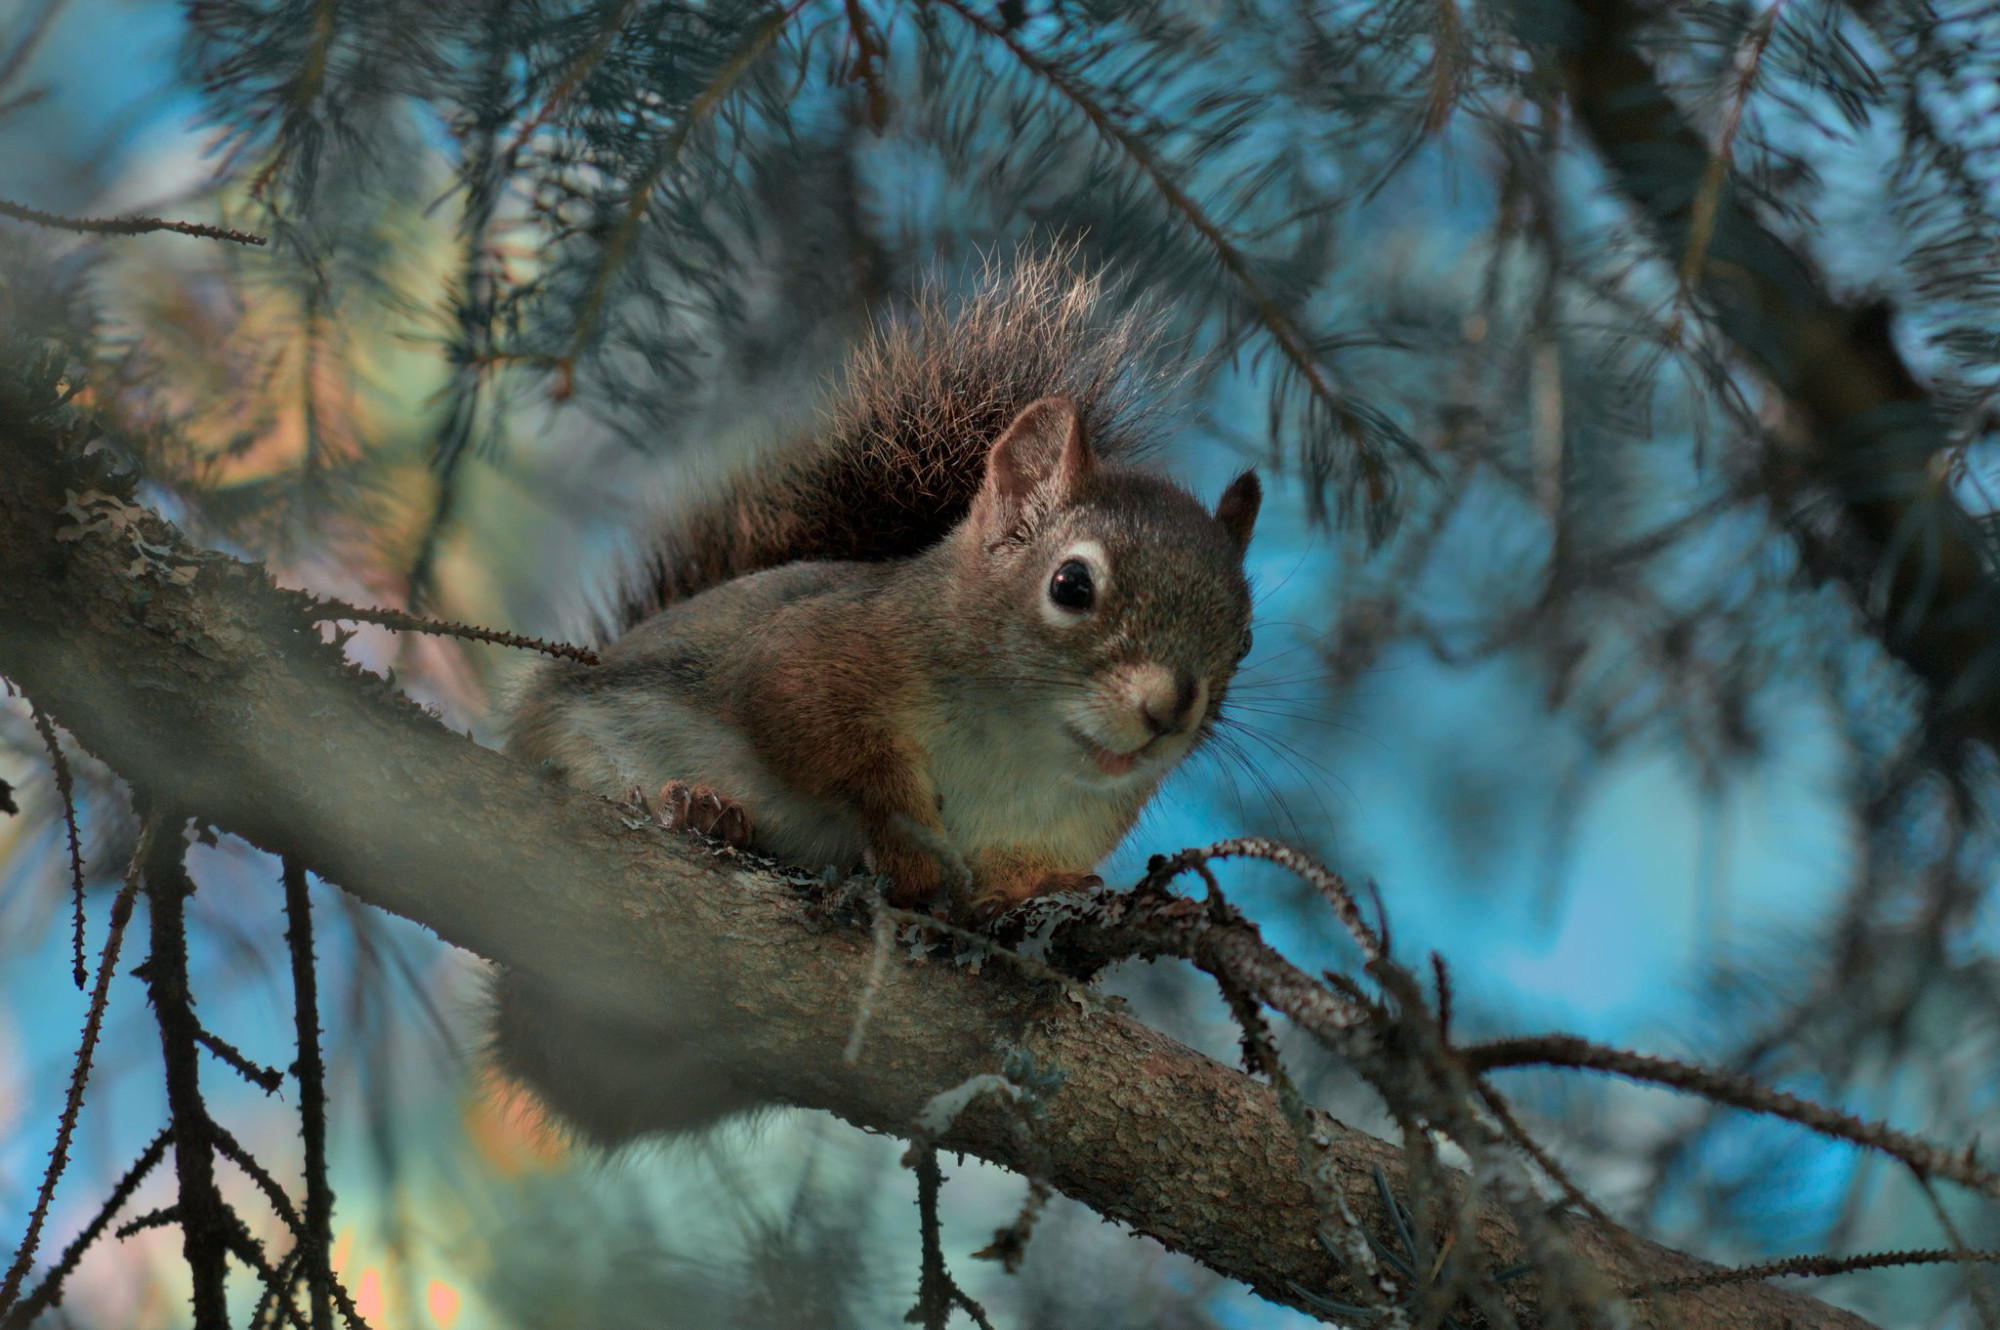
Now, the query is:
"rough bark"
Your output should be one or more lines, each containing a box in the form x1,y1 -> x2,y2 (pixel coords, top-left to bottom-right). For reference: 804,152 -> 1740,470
0,396 -> 1880,1328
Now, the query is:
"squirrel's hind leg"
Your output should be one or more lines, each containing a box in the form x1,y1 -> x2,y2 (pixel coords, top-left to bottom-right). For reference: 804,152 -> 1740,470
656,780 -> 754,848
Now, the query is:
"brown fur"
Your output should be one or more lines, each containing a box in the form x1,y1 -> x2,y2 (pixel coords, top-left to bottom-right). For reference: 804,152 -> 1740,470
613,249 -> 1169,632
496,256 -> 1260,1142
734,589 -> 951,907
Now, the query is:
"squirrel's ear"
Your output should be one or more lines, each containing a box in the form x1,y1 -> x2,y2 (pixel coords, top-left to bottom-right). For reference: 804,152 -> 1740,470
976,396 -> 1094,536
1215,470 -> 1260,553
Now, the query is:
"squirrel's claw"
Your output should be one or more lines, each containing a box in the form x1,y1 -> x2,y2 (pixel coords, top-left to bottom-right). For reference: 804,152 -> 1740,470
657,781 -> 755,849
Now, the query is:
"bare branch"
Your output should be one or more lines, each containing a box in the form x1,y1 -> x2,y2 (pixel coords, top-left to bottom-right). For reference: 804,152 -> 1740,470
28,702 -> 85,989
1466,1034 -> 2000,1198
312,598 -> 601,666
112,1206 -> 182,1240
908,1148 -> 997,1330
282,857 -> 336,1330
0,1128 -> 171,1330
1629,1247 -> 2000,1298
196,1025 -> 286,1093
0,819 -> 151,1318
142,814 -> 234,1327
0,198 -> 267,246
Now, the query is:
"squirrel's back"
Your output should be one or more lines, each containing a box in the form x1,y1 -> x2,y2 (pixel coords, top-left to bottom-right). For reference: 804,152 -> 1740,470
612,249 -> 1170,634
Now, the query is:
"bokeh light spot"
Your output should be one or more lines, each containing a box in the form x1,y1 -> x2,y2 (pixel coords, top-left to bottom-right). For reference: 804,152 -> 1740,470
355,1268 -> 384,1322
426,1277 -> 462,1328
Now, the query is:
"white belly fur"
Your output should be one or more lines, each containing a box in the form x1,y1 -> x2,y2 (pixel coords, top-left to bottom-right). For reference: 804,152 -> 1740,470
920,700 -> 1147,870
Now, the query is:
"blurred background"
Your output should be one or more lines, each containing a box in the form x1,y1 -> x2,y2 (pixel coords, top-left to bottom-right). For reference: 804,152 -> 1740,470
2,0 -> 1998,1324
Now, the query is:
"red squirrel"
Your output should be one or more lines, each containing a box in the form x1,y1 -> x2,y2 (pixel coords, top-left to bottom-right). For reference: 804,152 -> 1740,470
494,253 -> 1258,1140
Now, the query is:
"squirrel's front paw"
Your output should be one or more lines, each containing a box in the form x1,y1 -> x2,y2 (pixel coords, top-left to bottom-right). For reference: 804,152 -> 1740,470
657,781 -> 753,848
871,845 -> 946,910
963,867 -> 1103,923
1032,870 -> 1104,896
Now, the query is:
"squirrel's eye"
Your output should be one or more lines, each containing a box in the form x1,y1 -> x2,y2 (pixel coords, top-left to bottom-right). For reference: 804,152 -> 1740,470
1236,626 -> 1254,661
1048,559 -> 1095,611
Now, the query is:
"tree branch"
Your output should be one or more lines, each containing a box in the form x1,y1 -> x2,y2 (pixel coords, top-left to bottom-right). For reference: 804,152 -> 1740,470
142,812 -> 234,1328
281,857 -> 337,1330
0,823 -> 146,1319
0,396 -> 1881,1328
1467,1034 -> 2000,1195
0,1128 -> 172,1330
0,198 -> 266,246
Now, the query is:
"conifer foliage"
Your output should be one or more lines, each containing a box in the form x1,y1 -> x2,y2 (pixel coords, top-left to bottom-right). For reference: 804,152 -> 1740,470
5,0 -> 2000,1325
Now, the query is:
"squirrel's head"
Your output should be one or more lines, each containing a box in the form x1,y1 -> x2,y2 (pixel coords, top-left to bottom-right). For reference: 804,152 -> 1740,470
951,395 -> 1260,787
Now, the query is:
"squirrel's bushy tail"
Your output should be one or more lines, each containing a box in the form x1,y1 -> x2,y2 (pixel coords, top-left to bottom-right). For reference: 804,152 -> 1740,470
615,248 -> 1169,634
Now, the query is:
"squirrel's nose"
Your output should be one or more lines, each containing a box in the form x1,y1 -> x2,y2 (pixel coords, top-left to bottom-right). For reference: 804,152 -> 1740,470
1140,671 -> 1203,736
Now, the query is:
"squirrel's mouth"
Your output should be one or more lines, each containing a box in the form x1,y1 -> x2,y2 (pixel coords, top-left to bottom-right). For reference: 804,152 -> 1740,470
1065,725 -> 1150,778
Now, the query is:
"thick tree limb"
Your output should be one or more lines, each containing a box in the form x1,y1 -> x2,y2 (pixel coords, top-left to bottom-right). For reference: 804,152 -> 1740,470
1551,0 -> 2000,752
0,400 -> 1879,1327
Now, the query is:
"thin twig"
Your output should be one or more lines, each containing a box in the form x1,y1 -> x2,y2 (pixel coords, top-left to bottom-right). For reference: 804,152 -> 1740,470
1473,1077 -> 1621,1238
245,0 -> 339,202
908,1148 -> 997,1330
1673,0 -> 1784,327
212,1122 -> 305,1235
313,599 -> 600,666
28,703 -> 85,990
1210,944 -> 1401,1319
496,0 -> 643,166
1431,952 -> 1452,1045
1467,1034 -> 2000,1197
1192,880 -> 1416,1320
0,816 -> 154,1318
1626,1246 -> 2000,1298
223,1214 -> 313,1330
839,0 -> 890,126
113,1206 -> 182,1240
1162,837 -> 1385,964
1916,1171 -> 2000,1329
0,1127 -> 170,1330
252,1247 -> 303,1330
197,1025 -> 286,1093
0,197 -> 266,245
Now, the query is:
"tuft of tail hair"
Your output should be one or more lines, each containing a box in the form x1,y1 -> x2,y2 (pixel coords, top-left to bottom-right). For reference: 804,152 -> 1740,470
611,247 -> 1173,636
